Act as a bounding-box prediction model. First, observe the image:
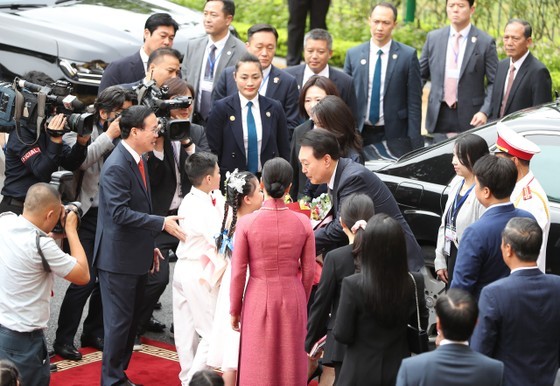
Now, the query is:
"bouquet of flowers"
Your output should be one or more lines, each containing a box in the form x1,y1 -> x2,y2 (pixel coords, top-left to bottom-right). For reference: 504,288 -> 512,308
284,193 -> 332,229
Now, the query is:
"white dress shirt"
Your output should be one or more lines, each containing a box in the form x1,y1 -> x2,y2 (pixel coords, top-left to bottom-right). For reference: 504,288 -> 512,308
239,93 -> 264,171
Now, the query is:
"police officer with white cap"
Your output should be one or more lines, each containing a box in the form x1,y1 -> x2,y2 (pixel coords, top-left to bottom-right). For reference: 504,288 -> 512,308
494,123 -> 550,272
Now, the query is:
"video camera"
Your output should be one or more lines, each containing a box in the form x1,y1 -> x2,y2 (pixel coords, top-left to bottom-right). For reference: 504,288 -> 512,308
134,80 -> 191,141
0,77 -> 93,138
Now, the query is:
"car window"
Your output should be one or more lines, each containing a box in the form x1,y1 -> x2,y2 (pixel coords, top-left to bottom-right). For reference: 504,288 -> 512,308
524,133 -> 560,204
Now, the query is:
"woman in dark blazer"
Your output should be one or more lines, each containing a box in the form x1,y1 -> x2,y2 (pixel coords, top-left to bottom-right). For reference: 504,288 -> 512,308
306,194 -> 375,384
333,213 -> 428,386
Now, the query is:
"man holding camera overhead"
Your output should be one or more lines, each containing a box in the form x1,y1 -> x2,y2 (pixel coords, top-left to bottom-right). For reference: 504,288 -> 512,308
0,182 -> 90,386
0,72 -> 90,215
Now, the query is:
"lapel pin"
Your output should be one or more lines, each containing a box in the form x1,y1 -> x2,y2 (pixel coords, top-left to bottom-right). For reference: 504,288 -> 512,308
273,77 -> 279,84
360,59 -> 367,65
266,111 -> 271,117
471,36 -> 477,43
226,50 -> 232,56
392,54 -> 398,60
230,115 -> 235,121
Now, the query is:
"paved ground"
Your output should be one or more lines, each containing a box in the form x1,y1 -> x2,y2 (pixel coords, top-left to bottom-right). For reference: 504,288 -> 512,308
46,262 -> 177,349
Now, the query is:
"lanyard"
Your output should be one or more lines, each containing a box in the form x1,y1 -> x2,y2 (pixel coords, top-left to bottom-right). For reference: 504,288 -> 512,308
447,180 -> 474,226
207,49 -> 222,78
258,72 -> 271,94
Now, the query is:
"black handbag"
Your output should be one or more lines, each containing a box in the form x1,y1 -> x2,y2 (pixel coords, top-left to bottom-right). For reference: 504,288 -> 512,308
407,273 -> 429,354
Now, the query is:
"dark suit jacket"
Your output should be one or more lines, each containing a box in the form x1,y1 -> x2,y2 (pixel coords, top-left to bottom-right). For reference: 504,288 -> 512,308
471,268 -> 560,386
396,343 -> 504,386
315,158 -> 424,271
334,271 -> 428,386
289,119 -> 314,199
489,53 -> 552,120
343,40 -> 423,149
93,142 -> 164,275
99,51 -> 145,94
420,25 -> 498,133
284,64 -> 359,125
450,204 -> 534,299
306,244 -> 356,364
182,34 -> 247,116
206,93 -> 290,177
211,65 -> 301,133
147,124 -> 209,216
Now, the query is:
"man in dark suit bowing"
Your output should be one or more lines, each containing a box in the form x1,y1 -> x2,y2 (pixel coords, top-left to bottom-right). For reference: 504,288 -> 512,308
472,217 -> 560,386
99,13 -> 179,93
284,29 -> 359,124
397,288 -> 504,386
298,128 -> 424,271
212,24 -> 301,136
94,105 -> 186,386
344,2 -> 423,157
489,19 -> 552,121
206,53 -> 290,186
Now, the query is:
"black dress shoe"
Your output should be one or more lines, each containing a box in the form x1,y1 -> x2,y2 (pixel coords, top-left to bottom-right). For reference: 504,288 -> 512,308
53,342 -> 82,361
146,316 -> 166,332
50,363 -> 58,373
81,334 -> 104,351
153,301 -> 162,310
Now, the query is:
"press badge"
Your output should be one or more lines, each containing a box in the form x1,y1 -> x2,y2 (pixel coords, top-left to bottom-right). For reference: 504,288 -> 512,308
444,224 -> 457,256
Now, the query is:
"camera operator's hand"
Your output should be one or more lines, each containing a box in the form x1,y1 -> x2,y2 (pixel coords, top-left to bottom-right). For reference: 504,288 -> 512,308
48,114 -> 67,144
181,138 -> 195,155
106,116 -> 122,140
63,206 -> 80,234
151,247 -> 165,274
164,215 -> 186,242
76,133 -> 91,146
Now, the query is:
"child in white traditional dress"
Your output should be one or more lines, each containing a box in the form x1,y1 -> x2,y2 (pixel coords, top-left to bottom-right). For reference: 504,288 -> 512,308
207,169 -> 263,386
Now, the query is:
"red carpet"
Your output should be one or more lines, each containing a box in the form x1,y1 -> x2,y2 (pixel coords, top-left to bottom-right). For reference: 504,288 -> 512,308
50,337 -> 181,386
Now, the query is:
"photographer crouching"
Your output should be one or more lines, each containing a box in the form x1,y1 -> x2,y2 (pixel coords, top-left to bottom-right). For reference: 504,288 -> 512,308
0,182 -> 89,386
0,72 -> 90,215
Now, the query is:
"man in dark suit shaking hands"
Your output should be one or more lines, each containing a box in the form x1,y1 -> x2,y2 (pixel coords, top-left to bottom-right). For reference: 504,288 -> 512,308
397,288 -> 504,386
298,128 -> 424,271
489,19 -> 552,121
94,106 -> 186,386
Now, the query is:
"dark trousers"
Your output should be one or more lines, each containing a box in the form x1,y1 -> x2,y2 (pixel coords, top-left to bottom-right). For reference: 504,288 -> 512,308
434,103 -> 460,134
0,196 -> 24,215
99,269 -> 147,386
0,324 -> 50,386
286,0 -> 330,66
136,231 -> 176,334
55,208 -> 104,345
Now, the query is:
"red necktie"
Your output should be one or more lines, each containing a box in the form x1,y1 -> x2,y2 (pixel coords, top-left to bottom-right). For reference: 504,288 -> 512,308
500,64 -> 516,118
138,159 -> 147,189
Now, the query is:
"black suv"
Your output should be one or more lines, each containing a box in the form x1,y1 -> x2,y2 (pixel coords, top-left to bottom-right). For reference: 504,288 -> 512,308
366,101 -> 560,336
0,0 -> 204,94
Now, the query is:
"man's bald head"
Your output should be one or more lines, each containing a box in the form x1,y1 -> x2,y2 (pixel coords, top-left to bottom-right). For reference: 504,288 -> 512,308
24,183 -> 61,215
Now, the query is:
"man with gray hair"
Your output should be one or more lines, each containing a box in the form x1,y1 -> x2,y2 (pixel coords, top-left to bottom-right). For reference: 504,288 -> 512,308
471,217 -> 560,386
284,28 -> 358,122
397,288 -> 503,386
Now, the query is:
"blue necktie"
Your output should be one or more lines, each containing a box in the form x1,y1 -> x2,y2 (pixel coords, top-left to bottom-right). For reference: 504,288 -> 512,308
246,101 -> 258,173
368,49 -> 383,124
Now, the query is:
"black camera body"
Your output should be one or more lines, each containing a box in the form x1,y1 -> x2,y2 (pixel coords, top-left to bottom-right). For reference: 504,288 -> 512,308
0,77 -> 93,137
49,171 -> 83,234
134,80 -> 191,141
